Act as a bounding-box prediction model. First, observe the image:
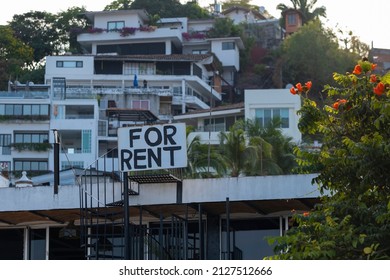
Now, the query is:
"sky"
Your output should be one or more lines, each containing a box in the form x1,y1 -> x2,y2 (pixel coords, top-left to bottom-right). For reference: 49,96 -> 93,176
0,0 -> 389,49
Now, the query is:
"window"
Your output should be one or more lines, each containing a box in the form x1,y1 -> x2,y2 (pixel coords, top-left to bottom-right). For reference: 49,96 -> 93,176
0,104 -> 50,116
124,62 -> 155,75
132,100 -> 150,110
287,14 -> 297,25
56,61 -> 83,68
204,117 -> 225,132
14,132 -> 48,144
0,134 -> 11,147
222,42 -> 235,50
192,49 -> 208,54
0,134 -> 11,155
82,130 -> 92,154
14,160 -> 48,172
107,21 -> 125,31
255,108 -> 289,128
61,161 -> 84,169
65,105 -> 94,119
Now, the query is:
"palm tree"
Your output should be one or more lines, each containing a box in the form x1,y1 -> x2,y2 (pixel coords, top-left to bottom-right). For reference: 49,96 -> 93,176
218,119 -> 283,177
245,118 -> 297,174
277,0 -> 326,25
218,124 -> 247,177
185,127 -> 226,178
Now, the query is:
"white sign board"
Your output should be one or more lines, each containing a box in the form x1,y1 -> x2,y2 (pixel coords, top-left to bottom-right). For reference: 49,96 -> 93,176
118,123 -> 187,172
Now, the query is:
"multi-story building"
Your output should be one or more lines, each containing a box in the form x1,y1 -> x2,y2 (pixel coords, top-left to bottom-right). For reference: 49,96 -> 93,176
174,88 -> 302,146
0,8 -> 318,261
41,9 -> 246,173
0,82 -> 51,178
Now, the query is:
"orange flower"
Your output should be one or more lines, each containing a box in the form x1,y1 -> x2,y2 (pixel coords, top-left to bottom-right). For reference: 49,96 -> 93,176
303,212 -> 310,217
290,86 -> 297,95
373,82 -> 385,96
296,82 -> 303,92
333,99 -> 347,110
370,74 -> 377,83
352,65 -> 362,75
371,63 -> 377,70
305,81 -> 312,91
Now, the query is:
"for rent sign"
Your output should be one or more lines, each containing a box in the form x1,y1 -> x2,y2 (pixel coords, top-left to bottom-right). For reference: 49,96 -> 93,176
118,123 -> 187,172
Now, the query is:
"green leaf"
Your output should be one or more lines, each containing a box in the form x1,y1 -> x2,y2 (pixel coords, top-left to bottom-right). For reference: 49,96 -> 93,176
363,247 -> 372,255
380,71 -> 390,84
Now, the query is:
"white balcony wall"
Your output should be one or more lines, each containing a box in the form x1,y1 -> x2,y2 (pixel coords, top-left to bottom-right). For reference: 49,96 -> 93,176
77,28 -> 183,52
187,19 -> 214,33
93,13 -> 144,29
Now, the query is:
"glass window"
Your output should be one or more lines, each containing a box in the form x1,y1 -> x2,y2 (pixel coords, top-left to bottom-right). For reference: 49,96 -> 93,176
39,162 -> 48,170
40,134 -> 49,143
29,229 -> 46,260
5,104 -> 13,115
287,14 -> 297,25
14,161 -> 23,171
30,161 -> 39,170
14,104 -> 23,115
264,109 -> 272,127
56,61 -> 83,68
23,105 -> 32,115
0,134 -> 11,146
14,134 -> 23,143
192,49 -> 208,54
82,130 -> 92,153
23,134 -> 32,143
281,109 -> 289,128
255,108 -> 289,128
0,104 -> 4,115
107,21 -> 125,31
132,100 -> 149,110
63,61 -> 76,68
222,42 -> 235,50
31,105 -> 40,115
41,104 -> 49,115
31,134 -> 40,143
22,161 -> 30,171
14,160 -> 48,171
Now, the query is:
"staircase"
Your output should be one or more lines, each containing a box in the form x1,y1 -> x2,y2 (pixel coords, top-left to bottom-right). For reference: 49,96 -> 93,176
78,150 -> 193,260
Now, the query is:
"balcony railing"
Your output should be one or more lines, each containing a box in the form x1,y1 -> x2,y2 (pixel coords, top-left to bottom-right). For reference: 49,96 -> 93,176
0,91 -> 49,99
61,87 -> 173,98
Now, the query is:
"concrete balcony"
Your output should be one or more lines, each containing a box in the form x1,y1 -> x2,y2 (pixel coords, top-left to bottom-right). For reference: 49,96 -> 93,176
78,27 -> 183,46
173,95 -> 208,109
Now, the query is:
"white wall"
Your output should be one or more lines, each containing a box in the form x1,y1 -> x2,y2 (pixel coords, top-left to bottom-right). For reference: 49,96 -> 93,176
245,89 -> 302,143
0,175 -> 8,188
94,13 -> 144,29
210,39 -> 240,71
0,174 -> 320,211
45,56 -> 95,80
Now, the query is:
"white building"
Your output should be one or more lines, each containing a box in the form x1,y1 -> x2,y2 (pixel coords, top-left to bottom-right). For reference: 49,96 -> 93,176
0,83 -> 51,179
0,8 -> 316,261
245,88 -> 302,143
174,88 -> 302,145
42,9 -> 246,172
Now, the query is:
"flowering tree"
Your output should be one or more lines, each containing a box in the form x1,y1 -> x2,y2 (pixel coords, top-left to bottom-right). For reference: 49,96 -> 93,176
267,60 -> 390,259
